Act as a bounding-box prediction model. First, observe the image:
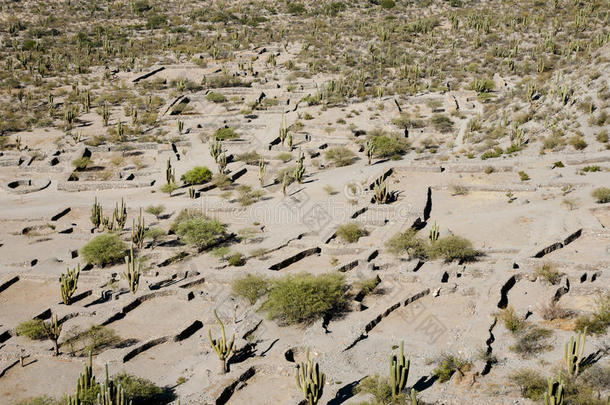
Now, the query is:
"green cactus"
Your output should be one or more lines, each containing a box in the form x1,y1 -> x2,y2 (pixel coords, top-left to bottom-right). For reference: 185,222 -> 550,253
294,150 -> 305,183
208,309 -> 234,374
60,264 -> 80,305
102,214 -> 114,232
117,121 -> 125,141
102,104 -> 110,126
296,348 -> 325,405
131,208 -> 145,249
97,364 -> 131,405
564,327 -> 586,377
178,120 -> 184,134
410,388 -> 418,404
279,113 -> 288,146
365,139 -> 375,165
165,159 -> 176,185
429,222 -> 439,242
372,178 -> 390,204
75,351 -> 96,400
83,90 -> 91,113
210,138 -> 222,162
282,172 -> 289,196
390,341 -> 410,398
287,131 -> 294,150
113,198 -> 127,230
188,187 -> 196,199
123,246 -> 141,294
217,152 -> 227,174
544,377 -> 564,405
258,157 -> 267,187
91,197 -> 103,229
43,314 -> 62,356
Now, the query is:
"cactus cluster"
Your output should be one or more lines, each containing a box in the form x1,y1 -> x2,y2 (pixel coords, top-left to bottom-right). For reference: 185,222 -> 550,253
60,264 -> 80,305
114,198 -> 127,230
564,328 -> 586,377
296,349 -> 325,405
166,159 -> 176,186
544,377 -> 564,405
279,113 -> 288,145
258,157 -> 267,187
372,178 -> 390,204
91,197 -> 103,229
123,246 -> 141,295
429,222 -> 439,242
217,153 -> 228,174
390,341 -> 410,398
67,353 -> 132,405
43,313 -> 62,356
210,138 -> 222,162
131,208 -> 145,249
208,309 -> 234,374
294,150 -> 305,183
365,139 -> 375,165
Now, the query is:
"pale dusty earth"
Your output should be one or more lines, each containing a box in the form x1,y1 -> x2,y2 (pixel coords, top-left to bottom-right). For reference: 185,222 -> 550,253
0,32 -> 609,405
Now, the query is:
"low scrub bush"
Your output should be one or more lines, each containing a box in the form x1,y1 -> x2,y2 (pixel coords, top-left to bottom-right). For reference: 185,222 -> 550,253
81,234 -> 127,267
325,146 -> 356,167
496,306 -> 525,333
15,319 -> 47,340
172,209 -> 228,250
534,262 -> 563,284
433,355 -> 472,383
336,223 -> 367,243
63,325 -> 121,356
385,229 -> 428,259
509,327 -> 553,358
213,127 -> 238,140
574,292 -> 609,335
232,274 -> 269,304
260,273 -> 347,325
113,373 -> 172,405
227,252 -> 245,266
591,187 -> 610,203
206,92 -> 226,103
428,236 -> 480,262
181,166 -> 212,185
368,130 -> 409,159
509,369 -> 547,401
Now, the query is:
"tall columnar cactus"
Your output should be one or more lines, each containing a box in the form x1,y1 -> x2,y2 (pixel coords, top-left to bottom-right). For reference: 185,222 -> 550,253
544,377 -> 564,405
410,388 -> 418,405
60,264 -> 80,305
258,157 -> 267,187
177,120 -> 184,134
564,328 -> 586,377
188,187 -> 196,199
166,159 -> 176,185
282,172 -> 289,197
91,197 -> 103,229
102,214 -> 115,232
76,351 -> 96,398
131,208 -> 145,249
279,113 -> 288,146
210,138 -> 222,162
114,198 -> 127,230
123,246 -> 141,294
365,140 -> 375,165
83,90 -> 91,113
287,131 -> 294,150
97,364 -> 131,405
373,178 -> 390,204
43,314 -> 62,356
429,222 -> 439,242
294,150 -> 305,183
217,153 -> 227,174
208,309 -> 234,374
296,349 -> 325,405
390,341 -> 410,398
102,104 -> 110,126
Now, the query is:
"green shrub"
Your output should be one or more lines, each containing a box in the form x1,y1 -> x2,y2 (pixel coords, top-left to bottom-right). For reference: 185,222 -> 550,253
496,306 -> 525,333
232,274 -> 269,304
582,165 -> 601,172
261,273 -> 347,325
146,14 -> 167,29
433,355 -> 472,383
236,151 -> 261,165
72,157 -> 91,171
275,152 -> 292,162
428,236 -> 480,262
213,127 -> 238,140
518,171 -> 530,181
181,166 -> 212,185
174,217 -> 228,250
227,252 -> 245,266
380,0 -> 395,9
509,327 -> 553,358
287,2 -> 306,14
480,147 -> 503,160
591,187 -> 610,203
509,369 -> 547,400
325,146 -> 356,167
336,223 -> 367,243
534,263 -> 562,284
352,375 -> 403,404
368,131 -> 409,159
206,92 -> 226,103
569,135 -> 587,150
470,78 -> 494,93
80,234 -> 127,267
144,204 -> 165,219
236,185 -> 264,206
63,325 -> 120,356
354,277 -> 379,297
15,319 -> 47,340
385,229 -> 428,259
429,114 -> 454,133
113,373 -> 170,405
